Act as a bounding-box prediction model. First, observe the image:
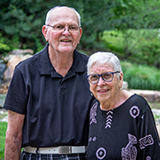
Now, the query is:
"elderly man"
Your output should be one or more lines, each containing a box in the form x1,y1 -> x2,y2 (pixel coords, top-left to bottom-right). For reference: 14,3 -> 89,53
4,6 -> 92,160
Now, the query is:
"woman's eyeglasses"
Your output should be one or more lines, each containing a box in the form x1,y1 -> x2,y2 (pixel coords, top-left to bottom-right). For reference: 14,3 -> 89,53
87,71 -> 120,84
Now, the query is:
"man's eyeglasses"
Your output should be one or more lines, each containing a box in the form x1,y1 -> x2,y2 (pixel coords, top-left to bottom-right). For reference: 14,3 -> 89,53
87,71 -> 120,84
46,24 -> 80,32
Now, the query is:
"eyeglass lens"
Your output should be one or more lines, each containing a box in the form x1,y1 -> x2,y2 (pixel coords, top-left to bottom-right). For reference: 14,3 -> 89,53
89,73 -> 113,83
47,24 -> 79,32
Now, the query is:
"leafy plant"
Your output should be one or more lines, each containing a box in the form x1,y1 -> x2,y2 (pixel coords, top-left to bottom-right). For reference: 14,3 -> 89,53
103,29 -> 160,68
121,61 -> 160,90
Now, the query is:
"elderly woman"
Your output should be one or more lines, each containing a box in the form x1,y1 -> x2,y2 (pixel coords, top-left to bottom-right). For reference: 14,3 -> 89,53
86,52 -> 160,160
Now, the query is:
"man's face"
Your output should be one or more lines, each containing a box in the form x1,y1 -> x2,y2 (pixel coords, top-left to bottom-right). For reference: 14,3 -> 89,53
43,7 -> 82,55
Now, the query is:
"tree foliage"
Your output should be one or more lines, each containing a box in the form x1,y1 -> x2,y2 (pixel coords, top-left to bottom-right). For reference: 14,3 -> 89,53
0,0 -> 160,53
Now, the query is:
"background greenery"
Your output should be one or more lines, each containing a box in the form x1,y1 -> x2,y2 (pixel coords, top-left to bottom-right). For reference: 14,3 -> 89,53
1,1 -> 160,62
0,122 -> 7,160
0,1 -> 160,89
1,0 -> 160,91
121,61 -> 160,90
1,0 -> 160,62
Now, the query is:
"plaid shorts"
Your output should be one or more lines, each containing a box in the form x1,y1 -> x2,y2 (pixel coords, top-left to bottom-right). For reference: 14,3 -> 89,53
20,151 -> 86,160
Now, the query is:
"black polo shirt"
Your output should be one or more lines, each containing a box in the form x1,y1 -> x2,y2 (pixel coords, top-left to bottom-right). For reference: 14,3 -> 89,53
4,44 -> 92,147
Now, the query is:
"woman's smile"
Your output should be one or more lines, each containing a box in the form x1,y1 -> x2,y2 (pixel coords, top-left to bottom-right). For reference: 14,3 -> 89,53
97,88 -> 109,94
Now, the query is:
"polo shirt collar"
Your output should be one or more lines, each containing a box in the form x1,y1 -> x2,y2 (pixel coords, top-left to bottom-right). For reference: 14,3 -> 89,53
38,43 -> 86,77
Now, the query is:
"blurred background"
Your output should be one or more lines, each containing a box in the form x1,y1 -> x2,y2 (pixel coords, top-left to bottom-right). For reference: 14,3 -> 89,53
1,0 -> 160,90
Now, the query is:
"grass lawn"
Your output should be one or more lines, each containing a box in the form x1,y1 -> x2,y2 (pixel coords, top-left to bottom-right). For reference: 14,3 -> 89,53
0,122 -> 7,160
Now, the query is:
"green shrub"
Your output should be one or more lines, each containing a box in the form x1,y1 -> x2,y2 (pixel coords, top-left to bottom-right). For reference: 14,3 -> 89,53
0,33 -> 11,54
102,30 -> 125,55
103,29 -> 160,68
0,43 -> 10,54
121,61 -> 160,90
0,33 -> 20,55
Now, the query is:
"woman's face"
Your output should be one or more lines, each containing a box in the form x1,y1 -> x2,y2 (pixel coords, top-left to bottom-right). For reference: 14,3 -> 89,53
89,63 -> 123,104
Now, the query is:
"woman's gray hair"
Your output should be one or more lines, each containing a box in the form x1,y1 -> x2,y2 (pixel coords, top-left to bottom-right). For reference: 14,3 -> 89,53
87,52 -> 123,76
45,6 -> 81,27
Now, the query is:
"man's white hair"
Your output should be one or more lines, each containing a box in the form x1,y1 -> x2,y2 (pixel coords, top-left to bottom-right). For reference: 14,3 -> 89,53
45,6 -> 81,27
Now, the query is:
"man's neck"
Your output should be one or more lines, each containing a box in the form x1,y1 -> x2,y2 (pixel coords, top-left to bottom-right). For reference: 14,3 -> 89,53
48,48 -> 74,77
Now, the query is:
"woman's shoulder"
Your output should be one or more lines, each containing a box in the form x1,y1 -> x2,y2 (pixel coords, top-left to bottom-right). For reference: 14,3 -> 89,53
123,90 -> 148,104
125,91 -> 150,112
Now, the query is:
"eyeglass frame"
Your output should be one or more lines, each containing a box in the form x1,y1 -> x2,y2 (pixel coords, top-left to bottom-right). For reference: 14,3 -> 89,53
87,71 -> 120,84
46,24 -> 81,32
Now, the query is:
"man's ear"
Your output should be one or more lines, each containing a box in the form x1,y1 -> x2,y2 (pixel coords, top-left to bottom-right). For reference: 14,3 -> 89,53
78,28 -> 82,44
42,25 -> 48,41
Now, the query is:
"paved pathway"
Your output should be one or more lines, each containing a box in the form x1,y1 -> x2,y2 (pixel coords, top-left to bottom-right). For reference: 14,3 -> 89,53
129,89 -> 160,102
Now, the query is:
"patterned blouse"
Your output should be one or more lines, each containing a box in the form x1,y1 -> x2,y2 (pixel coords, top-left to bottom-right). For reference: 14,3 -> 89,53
87,94 -> 160,160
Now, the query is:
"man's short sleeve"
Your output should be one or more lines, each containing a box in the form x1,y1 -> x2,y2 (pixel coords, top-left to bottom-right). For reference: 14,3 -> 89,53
3,66 -> 27,114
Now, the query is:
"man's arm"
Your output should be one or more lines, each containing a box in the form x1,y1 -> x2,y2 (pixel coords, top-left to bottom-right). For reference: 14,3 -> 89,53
5,110 -> 25,160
